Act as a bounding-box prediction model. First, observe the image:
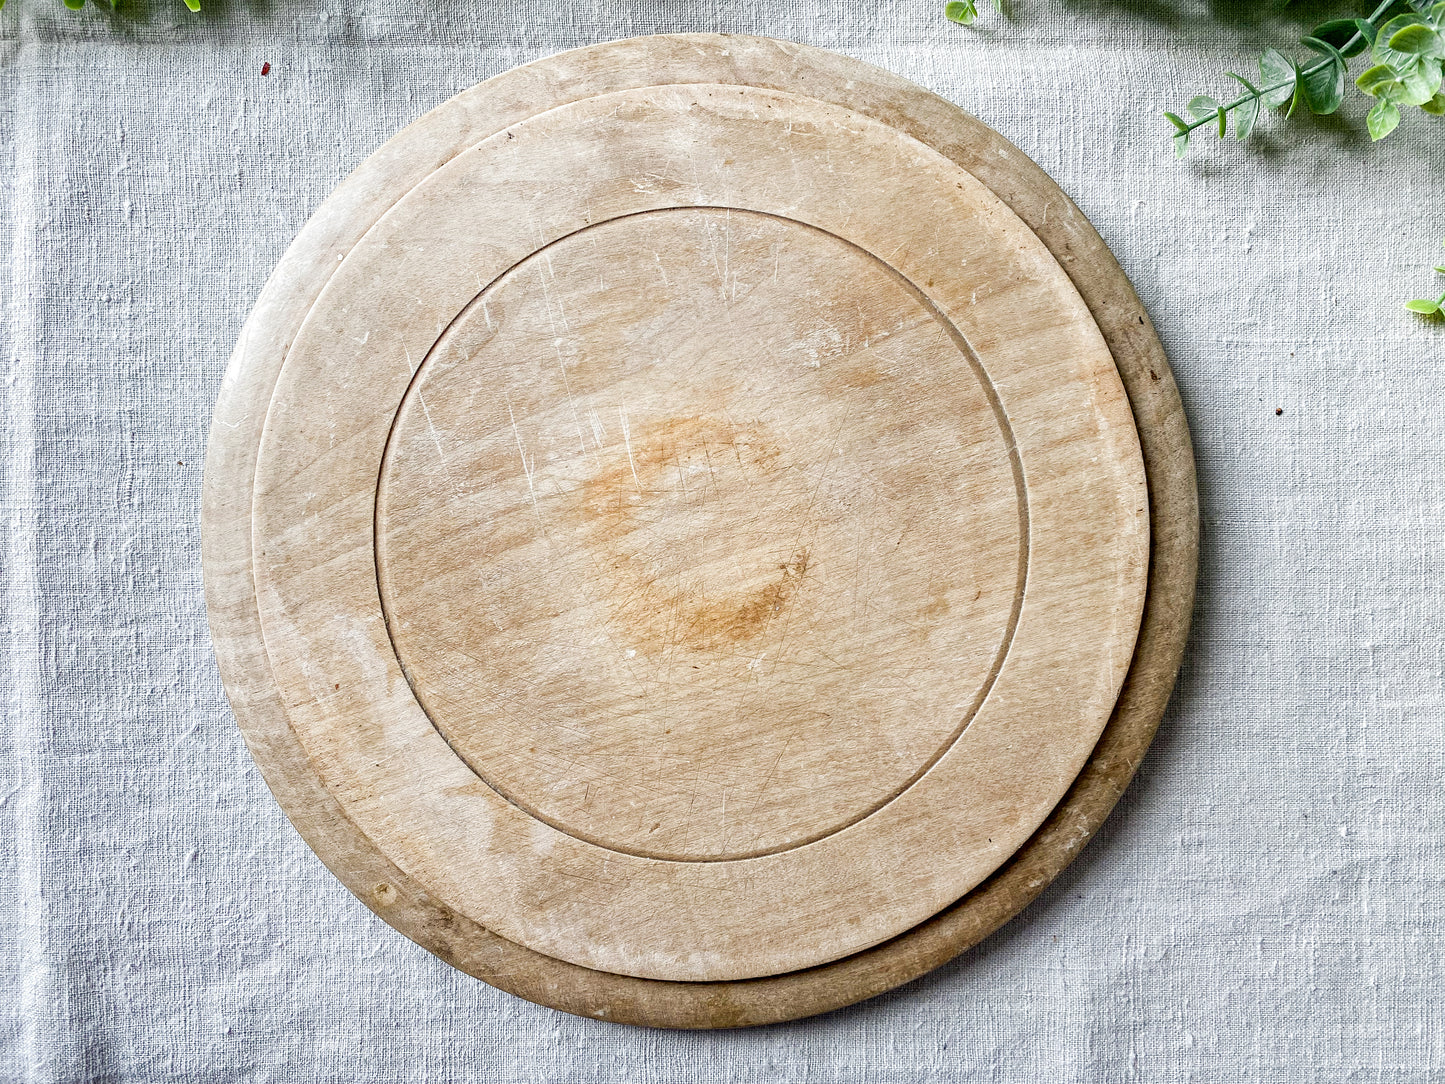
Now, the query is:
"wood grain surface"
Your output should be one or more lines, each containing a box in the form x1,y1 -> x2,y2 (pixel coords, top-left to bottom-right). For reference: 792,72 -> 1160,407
203,34 -> 1197,1025
379,206 -> 1029,864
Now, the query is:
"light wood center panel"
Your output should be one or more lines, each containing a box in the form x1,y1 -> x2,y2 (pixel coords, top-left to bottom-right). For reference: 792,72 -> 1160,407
376,207 -> 1024,862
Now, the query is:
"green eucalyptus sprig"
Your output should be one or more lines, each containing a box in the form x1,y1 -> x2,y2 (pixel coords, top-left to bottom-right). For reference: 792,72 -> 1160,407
0,0 -> 201,9
1356,4 -> 1445,136
1406,240 -> 1445,315
1165,0 -> 1445,155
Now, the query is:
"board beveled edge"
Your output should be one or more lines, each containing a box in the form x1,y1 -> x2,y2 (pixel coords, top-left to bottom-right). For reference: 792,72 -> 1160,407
200,32 -> 1198,1029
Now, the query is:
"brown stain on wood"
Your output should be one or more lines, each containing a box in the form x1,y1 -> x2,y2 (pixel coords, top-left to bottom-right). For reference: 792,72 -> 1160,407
834,362 -> 887,390
574,414 -> 811,655
679,547 -> 810,649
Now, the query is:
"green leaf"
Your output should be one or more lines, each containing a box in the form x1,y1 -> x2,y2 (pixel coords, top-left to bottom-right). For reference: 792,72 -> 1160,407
1301,67 -> 1344,114
1357,63 -> 1404,96
1300,39 -> 1346,114
1225,73 -> 1263,139
1356,18 -> 1380,48
1163,111 -> 1190,132
1430,2 -> 1445,31
183,0 -> 200,8
1377,14 -> 1426,44
1233,95 -> 1261,139
1287,79 -> 1306,118
1399,57 -> 1444,106
1424,90 -> 1445,113
945,0 -> 978,23
1226,71 -> 1262,97
1189,94 -> 1222,119
1311,18 -> 1371,58
1301,35 -> 1346,64
1388,23 -> 1445,59
1373,14 -> 1430,70
63,0 -> 85,8
1188,95 -> 1228,137
1173,129 -> 1190,158
1259,49 -> 1299,109
1405,299 -> 1442,313
1367,98 -> 1402,139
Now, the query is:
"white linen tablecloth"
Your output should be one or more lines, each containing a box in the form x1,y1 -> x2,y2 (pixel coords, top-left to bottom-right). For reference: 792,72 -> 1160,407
2,1 -> 1443,1079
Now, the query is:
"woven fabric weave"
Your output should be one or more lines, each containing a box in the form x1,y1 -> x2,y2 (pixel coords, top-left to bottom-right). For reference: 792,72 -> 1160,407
2,3 -> 1443,1080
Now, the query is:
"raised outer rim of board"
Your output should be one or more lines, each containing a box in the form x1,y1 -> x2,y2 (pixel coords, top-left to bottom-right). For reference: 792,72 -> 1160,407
202,33 -> 1198,1029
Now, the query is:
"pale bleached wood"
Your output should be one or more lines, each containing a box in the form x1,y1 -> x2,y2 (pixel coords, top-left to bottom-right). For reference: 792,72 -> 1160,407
247,82 -> 1146,982
202,34 -> 1197,1024
378,207 -> 1027,864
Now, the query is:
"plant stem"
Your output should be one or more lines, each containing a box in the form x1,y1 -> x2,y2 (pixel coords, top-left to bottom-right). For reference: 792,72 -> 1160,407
1177,0 -> 1400,134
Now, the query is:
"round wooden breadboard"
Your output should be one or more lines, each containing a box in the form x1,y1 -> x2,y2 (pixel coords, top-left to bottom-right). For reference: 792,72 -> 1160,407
204,33 -> 1197,1025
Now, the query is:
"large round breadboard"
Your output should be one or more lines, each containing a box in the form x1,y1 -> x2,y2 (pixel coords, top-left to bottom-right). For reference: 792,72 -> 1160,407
203,33 -> 1197,1027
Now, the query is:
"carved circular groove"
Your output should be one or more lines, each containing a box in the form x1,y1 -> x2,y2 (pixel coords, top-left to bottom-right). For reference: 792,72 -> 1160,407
376,206 -> 1026,862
